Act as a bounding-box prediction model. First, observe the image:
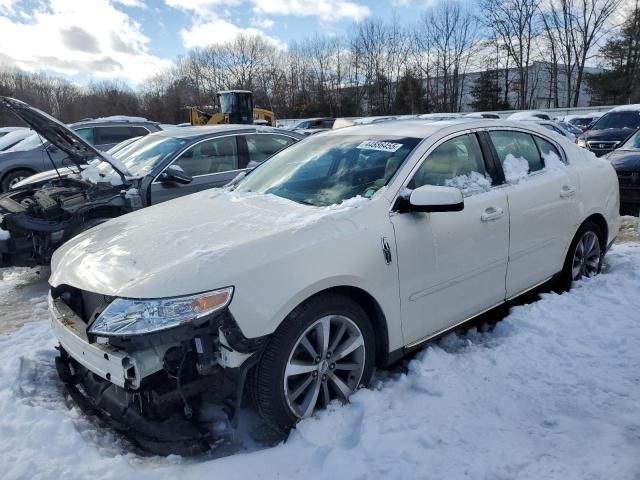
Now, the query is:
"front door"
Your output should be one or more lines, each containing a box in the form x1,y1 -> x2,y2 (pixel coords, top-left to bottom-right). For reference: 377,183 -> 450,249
150,135 -> 242,204
391,132 -> 510,346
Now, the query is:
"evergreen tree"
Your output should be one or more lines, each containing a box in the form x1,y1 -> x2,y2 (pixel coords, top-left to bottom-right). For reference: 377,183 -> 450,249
469,69 -> 509,111
586,6 -> 640,105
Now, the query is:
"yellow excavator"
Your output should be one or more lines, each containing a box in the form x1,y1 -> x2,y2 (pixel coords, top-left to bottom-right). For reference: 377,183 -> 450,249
188,90 -> 276,127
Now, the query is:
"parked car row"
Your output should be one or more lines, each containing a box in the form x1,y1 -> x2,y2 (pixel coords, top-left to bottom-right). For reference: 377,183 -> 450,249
0,98 -> 622,456
0,115 -> 165,191
0,97 -> 304,266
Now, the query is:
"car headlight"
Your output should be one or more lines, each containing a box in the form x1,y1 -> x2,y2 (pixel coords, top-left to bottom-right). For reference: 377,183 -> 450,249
576,138 -> 586,148
88,287 -> 233,336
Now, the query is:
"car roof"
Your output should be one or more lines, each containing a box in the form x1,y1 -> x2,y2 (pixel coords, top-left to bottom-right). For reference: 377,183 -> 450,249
609,104 -> 640,113
150,124 -> 304,140
324,118 -> 561,140
69,118 -> 158,128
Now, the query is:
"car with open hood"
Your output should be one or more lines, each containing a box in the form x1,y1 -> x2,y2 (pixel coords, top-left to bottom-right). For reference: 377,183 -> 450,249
0,109 -> 163,192
576,105 -> 640,156
48,118 -> 619,455
0,97 -> 303,266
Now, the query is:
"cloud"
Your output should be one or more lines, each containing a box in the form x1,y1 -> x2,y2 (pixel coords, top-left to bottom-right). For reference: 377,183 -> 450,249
253,0 -> 370,23
181,18 -> 284,49
0,0 -> 170,84
60,26 -> 101,54
165,0 -> 370,23
114,0 -> 147,6
251,16 -> 274,29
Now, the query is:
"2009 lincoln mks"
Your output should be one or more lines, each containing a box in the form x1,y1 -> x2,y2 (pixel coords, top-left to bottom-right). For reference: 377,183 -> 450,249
48,119 -> 620,454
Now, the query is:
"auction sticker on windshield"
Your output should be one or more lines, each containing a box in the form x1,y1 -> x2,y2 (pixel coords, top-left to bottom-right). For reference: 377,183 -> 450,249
357,140 -> 403,152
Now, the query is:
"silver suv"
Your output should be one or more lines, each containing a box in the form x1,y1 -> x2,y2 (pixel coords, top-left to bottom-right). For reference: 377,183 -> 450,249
0,115 -> 162,191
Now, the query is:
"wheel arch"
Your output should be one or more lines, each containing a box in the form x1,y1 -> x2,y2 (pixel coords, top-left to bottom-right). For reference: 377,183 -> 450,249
289,285 -> 390,369
1,166 -> 38,184
582,212 -> 608,247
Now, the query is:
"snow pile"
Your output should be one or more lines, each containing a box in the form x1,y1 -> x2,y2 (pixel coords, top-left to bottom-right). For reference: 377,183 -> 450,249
98,151 -> 131,176
445,171 -> 492,196
507,110 -> 550,121
502,154 -> 530,183
92,115 -> 148,123
543,150 -> 567,171
1,243 -> 639,478
79,165 -> 123,186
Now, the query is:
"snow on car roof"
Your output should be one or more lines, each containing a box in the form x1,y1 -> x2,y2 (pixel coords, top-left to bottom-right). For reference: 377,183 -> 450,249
508,110 -> 551,120
69,115 -> 155,126
609,104 -> 640,112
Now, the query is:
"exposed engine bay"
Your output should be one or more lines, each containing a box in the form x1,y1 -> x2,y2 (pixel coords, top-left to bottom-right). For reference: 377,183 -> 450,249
0,176 -> 142,266
50,285 -> 266,455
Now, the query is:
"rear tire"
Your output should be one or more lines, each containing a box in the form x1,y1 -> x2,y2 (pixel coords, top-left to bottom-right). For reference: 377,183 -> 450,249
556,221 -> 604,292
1,169 -> 35,192
250,293 -> 376,434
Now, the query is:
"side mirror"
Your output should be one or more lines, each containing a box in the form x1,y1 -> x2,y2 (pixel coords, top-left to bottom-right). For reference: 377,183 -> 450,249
407,185 -> 464,213
161,165 -> 192,185
47,143 -> 58,153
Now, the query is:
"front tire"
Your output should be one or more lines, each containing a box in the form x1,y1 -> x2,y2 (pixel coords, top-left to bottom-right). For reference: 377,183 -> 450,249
557,221 -> 604,291
250,293 -> 375,433
1,169 -> 35,192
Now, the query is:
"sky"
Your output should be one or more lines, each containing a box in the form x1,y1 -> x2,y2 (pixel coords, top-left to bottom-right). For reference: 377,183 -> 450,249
0,0 -> 451,85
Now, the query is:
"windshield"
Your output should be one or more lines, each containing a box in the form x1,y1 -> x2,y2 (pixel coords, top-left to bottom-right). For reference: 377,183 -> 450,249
592,111 -> 640,130
5,132 -> 44,152
621,130 -> 640,149
237,134 -> 421,206
95,134 -> 190,177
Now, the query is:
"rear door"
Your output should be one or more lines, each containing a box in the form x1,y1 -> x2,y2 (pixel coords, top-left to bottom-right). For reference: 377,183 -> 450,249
391,131 -> 510,346
485,129 -> 580,297
150,135 -> 241,204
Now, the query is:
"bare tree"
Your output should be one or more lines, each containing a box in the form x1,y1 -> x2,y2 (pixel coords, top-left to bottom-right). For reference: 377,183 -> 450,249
418,1 -> 480,111
481,0 -> 541,108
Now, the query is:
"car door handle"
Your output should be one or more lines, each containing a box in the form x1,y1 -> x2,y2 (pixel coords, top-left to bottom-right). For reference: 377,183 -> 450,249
481,207 -> 504,222
560,185 -> 576,198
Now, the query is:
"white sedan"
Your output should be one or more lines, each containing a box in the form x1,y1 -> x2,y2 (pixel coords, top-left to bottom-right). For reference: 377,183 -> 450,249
48,119 -> 620,453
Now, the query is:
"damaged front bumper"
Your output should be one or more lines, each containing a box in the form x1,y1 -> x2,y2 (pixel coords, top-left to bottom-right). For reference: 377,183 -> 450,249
49,293 -> 264,455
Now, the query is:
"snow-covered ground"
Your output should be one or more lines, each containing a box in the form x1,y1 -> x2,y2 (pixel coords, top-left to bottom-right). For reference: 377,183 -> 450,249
1,222 -> 639,479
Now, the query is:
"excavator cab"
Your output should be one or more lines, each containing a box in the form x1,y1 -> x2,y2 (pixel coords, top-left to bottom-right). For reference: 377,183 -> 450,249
217,90 -> 254,125
188,90 -> 275,126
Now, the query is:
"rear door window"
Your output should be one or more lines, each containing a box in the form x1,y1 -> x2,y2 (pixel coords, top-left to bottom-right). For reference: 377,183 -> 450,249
173,136 -> 239,177
245,134 -> 297,166
95,127 -> 140,145
129,126 -> 151,137
74,127 -> 94,144
489,131 -> 544,183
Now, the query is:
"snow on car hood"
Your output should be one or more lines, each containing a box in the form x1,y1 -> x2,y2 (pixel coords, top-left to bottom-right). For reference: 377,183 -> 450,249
50,189 -> 373,298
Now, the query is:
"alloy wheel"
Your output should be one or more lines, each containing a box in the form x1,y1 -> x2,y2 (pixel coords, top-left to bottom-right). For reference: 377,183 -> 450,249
283,315 -> 366,419
571,230 -> 601,280
8,176 -> 25,188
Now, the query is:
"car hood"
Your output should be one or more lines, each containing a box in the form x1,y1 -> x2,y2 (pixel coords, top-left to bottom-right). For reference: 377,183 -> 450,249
582,127 -> 636,142
0,97 -> 127,179
50,189 -> 372,298
607,149 -> 640,172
